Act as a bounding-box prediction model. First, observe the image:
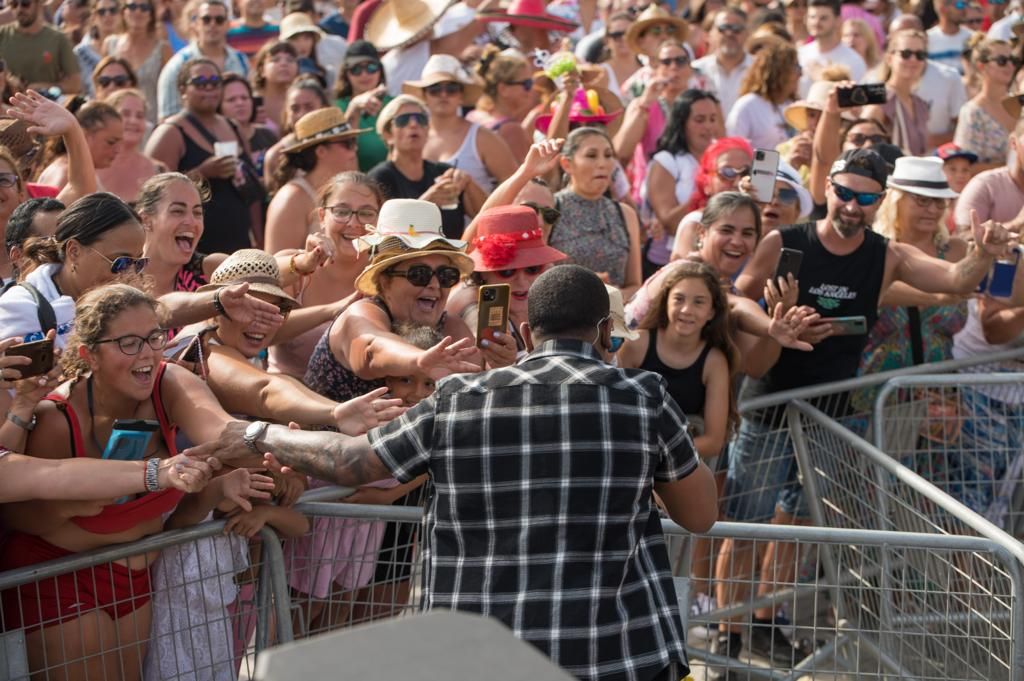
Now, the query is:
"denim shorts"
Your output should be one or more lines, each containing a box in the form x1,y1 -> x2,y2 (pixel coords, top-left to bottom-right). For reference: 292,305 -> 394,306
723,415 -> 809,522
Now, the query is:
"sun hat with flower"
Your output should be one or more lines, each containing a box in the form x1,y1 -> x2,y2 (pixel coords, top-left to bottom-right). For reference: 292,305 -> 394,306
469,205 -> 566,272
354,199 -> 474,295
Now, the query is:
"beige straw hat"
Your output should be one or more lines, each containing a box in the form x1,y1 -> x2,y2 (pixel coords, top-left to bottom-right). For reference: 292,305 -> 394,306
197,249 -> 299,310
282,107 -> 368,155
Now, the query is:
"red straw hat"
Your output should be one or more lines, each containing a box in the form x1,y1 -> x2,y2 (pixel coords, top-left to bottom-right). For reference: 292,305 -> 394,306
470,205 -> 567,272
477,0 -> 578,32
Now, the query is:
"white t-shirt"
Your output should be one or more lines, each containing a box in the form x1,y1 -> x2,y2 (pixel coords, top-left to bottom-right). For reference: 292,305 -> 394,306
988,11 -> 1021,41
692,53 -> 752,118
798,41 -> 867,96
917,61 -> 968,138
0,263 -> 77,347
381,40 -> 430,97
726,93 -> 792,150
926,26 -> 972,73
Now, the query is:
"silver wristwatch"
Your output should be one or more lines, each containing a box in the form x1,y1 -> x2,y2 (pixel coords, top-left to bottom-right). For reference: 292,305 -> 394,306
244,421 -> 269,454
145,457 -> 161,492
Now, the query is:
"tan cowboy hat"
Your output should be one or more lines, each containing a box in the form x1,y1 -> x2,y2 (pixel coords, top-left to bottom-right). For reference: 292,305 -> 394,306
355,199 -> 474,296
364,0 -> 459,52
784,80 -> 832,132
282,107 -> 368,155
279,12 -> 324,41
605,285 -> 640,341
625,5 -> 689,55
402,54 -> 484,106
197,249 -> 299,310
1003,92 -> 1024,118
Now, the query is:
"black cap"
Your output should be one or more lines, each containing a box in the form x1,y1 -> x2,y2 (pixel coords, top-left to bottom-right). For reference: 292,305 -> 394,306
829,148 -> 890,189
345,40 -> 380,63
871,142 -> 903,172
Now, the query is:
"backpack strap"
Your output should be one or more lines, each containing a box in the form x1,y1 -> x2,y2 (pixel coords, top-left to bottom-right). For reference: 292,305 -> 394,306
19,282 -> 56,334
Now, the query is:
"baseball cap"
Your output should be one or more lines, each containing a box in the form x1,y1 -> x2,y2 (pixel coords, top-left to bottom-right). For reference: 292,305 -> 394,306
935,143 -> 978,164
829,148 -> 890,189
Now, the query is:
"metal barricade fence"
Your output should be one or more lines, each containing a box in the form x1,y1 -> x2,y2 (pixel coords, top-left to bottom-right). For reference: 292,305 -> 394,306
788,399 -> 1024,681
873,373 -> 1024,537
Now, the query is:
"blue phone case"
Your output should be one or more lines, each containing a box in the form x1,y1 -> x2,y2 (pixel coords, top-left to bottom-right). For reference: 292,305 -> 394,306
102,429 -> 155,462
989,252 -> 1020,298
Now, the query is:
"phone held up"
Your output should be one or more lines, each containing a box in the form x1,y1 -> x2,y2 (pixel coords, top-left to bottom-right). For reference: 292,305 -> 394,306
774,247 -> 803,282
6,338 -> 55,378
821,315 -> 868,336
750,149 -> 780,203
476,284 -> 511,347
836,84 -> 886,108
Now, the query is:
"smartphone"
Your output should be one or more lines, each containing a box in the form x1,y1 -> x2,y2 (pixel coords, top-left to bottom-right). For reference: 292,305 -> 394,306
476,284 -> 511,347
988,250 -> 1020,297
774,247 -> 803,281
252,95 -> 264,109
822,315 -> 868,336
6,338 -> 54,378
836,83 -> 887,108
103,419 -> 160,462
750,149 -> 780,203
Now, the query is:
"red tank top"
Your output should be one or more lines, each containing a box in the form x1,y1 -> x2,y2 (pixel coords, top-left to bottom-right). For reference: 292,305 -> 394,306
45,362 -> 185,534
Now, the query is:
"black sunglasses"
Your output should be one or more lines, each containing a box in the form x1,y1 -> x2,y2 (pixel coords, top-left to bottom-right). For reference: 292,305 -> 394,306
385,264 -> 461,288
124,1 -> 151,9
503,78 -> 533,90
983,55 -> 1020,67
897,49 -> 927,61
95,5 -> 119,15
188,74 -> 222,89
198,13 -> 227,24
521,200 -> 560,226
97,74 -> 131,87
424,82 -> 464,97
12,0 -> 32,8
495,265 -> 544,279
94,329 -> 168,356
393,111 -> 428,128
846,132 -> 887,146
775,187 -> 799,205
347,61 -> 381,76
659,56 -> 690,67
606,30 -> 626,40
716,22 -> 746,33
331,137 -> 358,150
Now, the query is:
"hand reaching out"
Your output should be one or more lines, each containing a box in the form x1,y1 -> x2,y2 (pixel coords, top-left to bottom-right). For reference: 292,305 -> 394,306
332,385 -> 407,435
158,455 -> 216,493
768,304 -> 819,351
220,467 -> 275,512
522,139 -> 564,177
416,336 -> 482,380
479,330 -> 518,369
6,90 -> 77,136
224,504 -> 272,538
217,283 -> 285,326
764,273 -> 799,313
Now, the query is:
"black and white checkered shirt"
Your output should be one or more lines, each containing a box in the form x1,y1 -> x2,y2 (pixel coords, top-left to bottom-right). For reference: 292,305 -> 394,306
368,339 -> 699,681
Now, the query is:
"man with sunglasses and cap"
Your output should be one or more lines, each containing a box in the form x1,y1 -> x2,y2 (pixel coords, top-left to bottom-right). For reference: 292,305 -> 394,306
0,0 -> 81,94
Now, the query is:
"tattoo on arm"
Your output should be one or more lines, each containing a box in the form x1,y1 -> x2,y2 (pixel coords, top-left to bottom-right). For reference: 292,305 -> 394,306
264,427 -> 389,486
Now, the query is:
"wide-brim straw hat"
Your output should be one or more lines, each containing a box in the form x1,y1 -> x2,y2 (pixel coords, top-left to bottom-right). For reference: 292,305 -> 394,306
282,107 -> 368,155
468,205 -> 566,272
477,0 -> 578,32
886,156 -> 959,199
364,0 -> 459,52
1003,92 -> 1024,118
625,5 -> 689,54
605,284 -> 640,341
784,80 -> 832,132
402,54 -> 484,106
354,199 -> 474,295
197,249 -> 299,310
279,12 -> 324,41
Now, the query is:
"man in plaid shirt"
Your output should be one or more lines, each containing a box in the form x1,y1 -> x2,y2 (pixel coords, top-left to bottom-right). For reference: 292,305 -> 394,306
189,265 -> 718,681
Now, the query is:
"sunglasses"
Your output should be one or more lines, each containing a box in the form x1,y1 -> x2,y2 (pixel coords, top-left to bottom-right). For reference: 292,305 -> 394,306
717,165 -> 750,180
124,1 -> 151,9
86,245 -> 149,274
609,336 -> 625,353
326,205 -> 378,222
494,265 -> 545,279
94,329 -> 168,356
897,49 -> 927,61
504,78 -> 534,90
911,194 -> 948,209
982,55 -> 1020,67
716,22 -> 746,33
96,6 -> 118,15
643,24 -> 677,38
188,74 -> 222,89
330,137 -> 358,150
97,74 -> 131,87
198,13 -> 227,24
424,82 -> 464,97
393,111 -> 428,128
831,181 -> 883,206
659,56 -> 690,67
12,0 -> 32,7
775,187 -> 799,205
522,200 -> 560,226
947,0 -> 967,7
846,132 -> 886,147
385,264 -> 461,288
347,61 -> 381,76
963,18 -> 984,26
606,30 -> 626,40
0,172 -> 18,188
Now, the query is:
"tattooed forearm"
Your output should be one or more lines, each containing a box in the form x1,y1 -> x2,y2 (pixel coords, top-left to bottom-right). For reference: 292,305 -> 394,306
262,427 -> 389,486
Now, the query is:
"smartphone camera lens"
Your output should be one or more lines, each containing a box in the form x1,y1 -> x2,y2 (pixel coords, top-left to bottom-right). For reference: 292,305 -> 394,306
483,289 -> 496,302
756,151 -> 765,161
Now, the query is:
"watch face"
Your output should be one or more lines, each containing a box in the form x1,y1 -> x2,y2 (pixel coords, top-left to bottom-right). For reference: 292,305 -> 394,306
245,421 -> 267,440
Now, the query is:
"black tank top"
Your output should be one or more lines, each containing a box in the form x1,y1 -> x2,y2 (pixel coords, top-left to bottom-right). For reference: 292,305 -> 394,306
639,331 -> 712,415
761,221 -> 888,393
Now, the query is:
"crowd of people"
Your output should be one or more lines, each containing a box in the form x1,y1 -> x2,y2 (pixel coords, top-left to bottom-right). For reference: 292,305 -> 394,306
0,0 -> 1022,679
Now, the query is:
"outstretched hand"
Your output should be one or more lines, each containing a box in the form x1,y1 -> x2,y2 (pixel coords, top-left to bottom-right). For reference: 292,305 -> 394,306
332,385 -> 407,436
522,139 -> 564,177
768,303 -> 819,351
220,467 -> 275,512
972,209 -> 1019,259
159,454 -> 217,493
764,273 -> 799,313
416,336 -> 481,380
217,283 -> 285,326
6,90 -> 77,136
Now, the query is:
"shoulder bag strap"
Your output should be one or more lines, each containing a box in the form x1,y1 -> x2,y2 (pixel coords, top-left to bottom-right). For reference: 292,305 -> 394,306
19,281 -> 56,333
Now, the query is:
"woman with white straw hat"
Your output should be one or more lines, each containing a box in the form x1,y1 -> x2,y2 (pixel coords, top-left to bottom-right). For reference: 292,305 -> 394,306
279,11 -> 331,90
857,156 -> 968,382
405,53 -> 517,195
264,107 -> 367,254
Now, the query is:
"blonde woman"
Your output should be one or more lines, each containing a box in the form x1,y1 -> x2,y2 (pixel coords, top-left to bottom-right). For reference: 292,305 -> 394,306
468,45 -> 534,163
954,38 -> 1018,171
99,88 -> 163,201
862,29 -> 930,156
841,18 -> 881,72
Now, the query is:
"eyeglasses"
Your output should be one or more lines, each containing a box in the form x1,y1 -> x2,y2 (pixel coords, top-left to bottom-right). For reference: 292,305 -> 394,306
97,74 -> 131,87
96,5 -> 118,15
910,194 -> 949,209
12,0 -> 32,8
947,0 -> 968,8
643,24 -> 677,38
0,172 -> 19,188
717,165 -> 750,180
846,132 -> 887,147
385,264 -> 461,288
606,30 -> 626,40
626,3 -> 652,17
659,55 -> 690,67
424,82 -> 464,97
94,329 -> 168,356
198,13 -> 227,24
347,61 -> 381,76
494,265 -> 545,279
85,245 -> 149,274
716,22 -> 746,33
963,18 -> 984,26
393,111 -> 428,128
982,55 -> 1020,67
775,187 -> 800,205
188,74 -> 222,89
123,1 -> 151,10
609,336 -> 624,353
897,49 -> 927,61
326,204 -> 378,222
503,78 -> 534,90
831,181 -> 883,206
521,200 -> 560,226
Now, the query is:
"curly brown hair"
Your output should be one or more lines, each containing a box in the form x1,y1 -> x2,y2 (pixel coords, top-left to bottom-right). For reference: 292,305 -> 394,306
739,40 -> 799,103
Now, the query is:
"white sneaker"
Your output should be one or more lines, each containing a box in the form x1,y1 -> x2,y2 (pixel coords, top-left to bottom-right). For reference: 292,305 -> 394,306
688,592 -> 716,639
